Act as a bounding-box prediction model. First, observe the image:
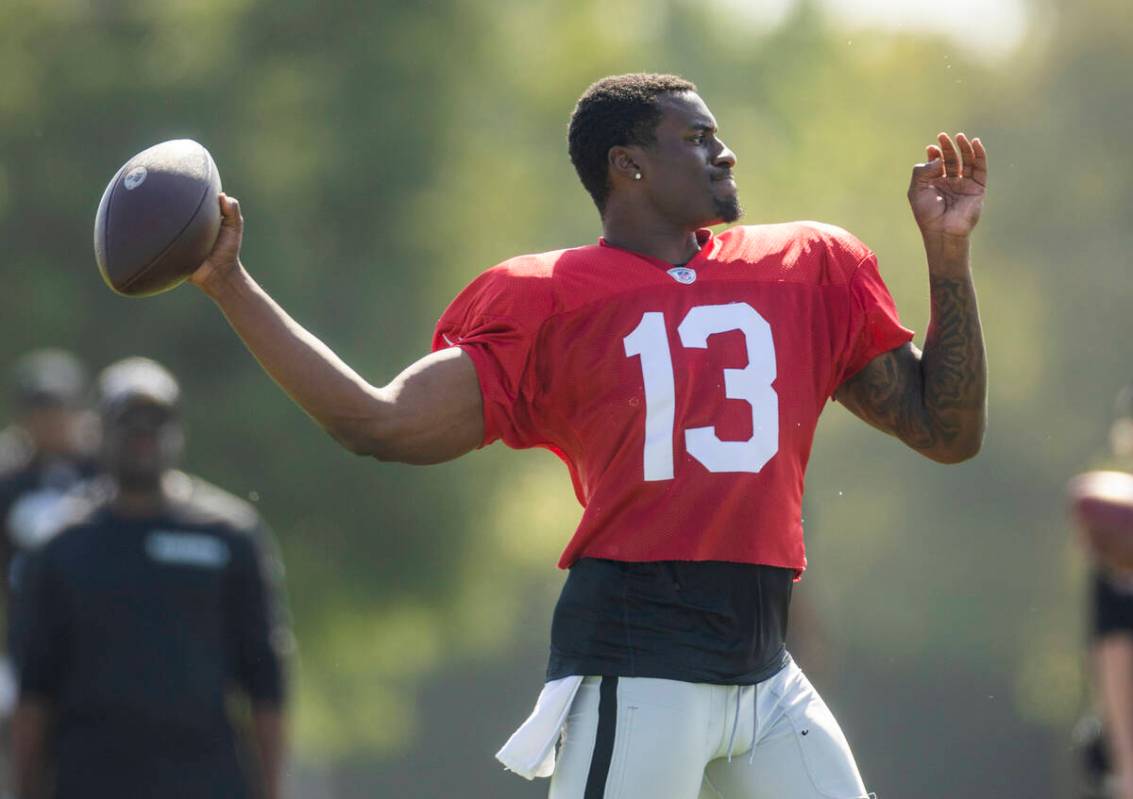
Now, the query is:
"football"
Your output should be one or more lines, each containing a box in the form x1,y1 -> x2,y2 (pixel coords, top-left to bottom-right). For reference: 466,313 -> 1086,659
94,139 -> 222,297
1068,470 -> 1133,569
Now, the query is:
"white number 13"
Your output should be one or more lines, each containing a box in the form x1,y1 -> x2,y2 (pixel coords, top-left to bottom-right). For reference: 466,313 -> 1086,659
623,303 -> 779,481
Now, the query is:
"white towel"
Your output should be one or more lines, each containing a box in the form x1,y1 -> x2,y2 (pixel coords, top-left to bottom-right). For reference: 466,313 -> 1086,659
495,675 -> 584,780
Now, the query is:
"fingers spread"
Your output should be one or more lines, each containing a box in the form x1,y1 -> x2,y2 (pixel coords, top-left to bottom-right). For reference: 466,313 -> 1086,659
913,141 -> 944,183
910,159 -> 944,185
956,133 -> 976,179
970,137 -> 988,187
938,132 -> 961,179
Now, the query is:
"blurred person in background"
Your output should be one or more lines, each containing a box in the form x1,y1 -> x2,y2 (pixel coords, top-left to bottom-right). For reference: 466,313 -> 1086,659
187,73 -> 986,797
1076,385 -> 1133,799
8,357 -> 290,799
0,349 -> 97,794
0,350 -> 97,631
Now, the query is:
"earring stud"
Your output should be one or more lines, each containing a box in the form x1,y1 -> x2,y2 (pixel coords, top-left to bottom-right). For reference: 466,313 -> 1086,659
634,172 -> 642,181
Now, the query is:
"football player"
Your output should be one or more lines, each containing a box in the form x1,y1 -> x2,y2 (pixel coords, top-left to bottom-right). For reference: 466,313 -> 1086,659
188,74 -> 987,797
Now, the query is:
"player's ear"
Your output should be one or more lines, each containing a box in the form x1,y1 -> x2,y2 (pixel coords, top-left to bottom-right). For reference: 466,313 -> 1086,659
608,146 -> 644,185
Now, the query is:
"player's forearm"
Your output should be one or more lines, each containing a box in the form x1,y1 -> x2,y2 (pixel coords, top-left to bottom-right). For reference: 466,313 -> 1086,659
11,699 -> 50,799
251,705 -> 286,799
835,242 -> 985,462
917,233 -> 986,462
198,263 -> 401,456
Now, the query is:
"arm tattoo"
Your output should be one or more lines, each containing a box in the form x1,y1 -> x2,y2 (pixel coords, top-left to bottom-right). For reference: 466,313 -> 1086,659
922,275 -> 985,414
837,274 -> 986,460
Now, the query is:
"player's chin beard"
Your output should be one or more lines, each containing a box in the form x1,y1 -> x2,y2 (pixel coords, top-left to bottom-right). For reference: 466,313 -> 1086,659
713,194 -> 742,225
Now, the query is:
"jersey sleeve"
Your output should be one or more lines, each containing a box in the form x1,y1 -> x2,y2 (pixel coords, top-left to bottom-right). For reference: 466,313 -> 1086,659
225,521 -> 291,706
432,265 -> 553,449
835,252 -> 915,389
11,548 -> 68,700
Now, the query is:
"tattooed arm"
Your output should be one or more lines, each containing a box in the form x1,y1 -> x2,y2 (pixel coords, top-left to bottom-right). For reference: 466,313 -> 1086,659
835,133 -> 988,464
836,241 -> 986,462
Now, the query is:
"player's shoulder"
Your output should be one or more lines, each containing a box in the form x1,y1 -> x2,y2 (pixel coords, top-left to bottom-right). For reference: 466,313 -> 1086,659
164,471 -> 262,536
442,244 -> 596,325
478,244 -> 605,290
722,221 -> 870,256
718,222 -> 872,282
488,246 -> 577,277
32,479 -> 116,557
486,237 -> 634,278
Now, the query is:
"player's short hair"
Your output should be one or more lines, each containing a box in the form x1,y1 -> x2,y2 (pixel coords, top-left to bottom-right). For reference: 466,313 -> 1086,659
568,73 -> 697,213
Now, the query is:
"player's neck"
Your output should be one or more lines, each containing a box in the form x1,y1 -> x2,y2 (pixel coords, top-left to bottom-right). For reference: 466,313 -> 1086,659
111,478 -> 169,518
601,213 -> 702,265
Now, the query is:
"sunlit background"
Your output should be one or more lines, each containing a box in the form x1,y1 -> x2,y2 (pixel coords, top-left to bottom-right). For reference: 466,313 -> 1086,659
2,0 -> 1129,795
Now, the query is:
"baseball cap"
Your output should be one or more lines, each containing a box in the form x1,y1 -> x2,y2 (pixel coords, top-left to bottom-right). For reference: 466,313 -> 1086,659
97,357 -> 180,419
11,349 -> 87,409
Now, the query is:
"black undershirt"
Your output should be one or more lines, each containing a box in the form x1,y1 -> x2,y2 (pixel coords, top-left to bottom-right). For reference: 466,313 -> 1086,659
548,558 -> 793,685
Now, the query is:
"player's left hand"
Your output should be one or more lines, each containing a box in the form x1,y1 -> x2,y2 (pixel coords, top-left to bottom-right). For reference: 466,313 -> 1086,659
907,132 -> 987,239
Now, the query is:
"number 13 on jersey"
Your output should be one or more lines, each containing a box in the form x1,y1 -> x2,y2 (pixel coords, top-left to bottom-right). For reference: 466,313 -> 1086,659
623,302 -> 780,481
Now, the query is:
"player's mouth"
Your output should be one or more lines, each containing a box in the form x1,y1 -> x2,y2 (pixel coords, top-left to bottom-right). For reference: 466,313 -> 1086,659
711,172 -> 738,192
122,435 -> 160,460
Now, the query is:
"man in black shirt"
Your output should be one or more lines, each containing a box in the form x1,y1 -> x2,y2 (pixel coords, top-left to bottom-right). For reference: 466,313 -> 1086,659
9,357 -> 289,799
0,350 -> 97,632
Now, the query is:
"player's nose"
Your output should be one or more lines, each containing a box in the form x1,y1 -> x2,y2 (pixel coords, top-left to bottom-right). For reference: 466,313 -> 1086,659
714,139 -> 737,169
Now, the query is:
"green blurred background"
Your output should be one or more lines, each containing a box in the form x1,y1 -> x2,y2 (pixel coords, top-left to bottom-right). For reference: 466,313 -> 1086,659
2,0 -> 1129,794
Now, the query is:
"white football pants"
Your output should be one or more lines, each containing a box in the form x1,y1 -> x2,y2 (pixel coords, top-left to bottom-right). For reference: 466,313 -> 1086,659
548,659 -> 873,799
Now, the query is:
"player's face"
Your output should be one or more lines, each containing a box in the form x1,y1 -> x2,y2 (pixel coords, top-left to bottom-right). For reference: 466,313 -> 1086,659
102,402 -> 183,491
636,92 -> 740,228
20,403 -> 84,457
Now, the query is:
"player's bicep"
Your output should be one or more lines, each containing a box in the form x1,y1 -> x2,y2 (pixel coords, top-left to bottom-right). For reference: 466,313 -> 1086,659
369,347 -> 484,464
834,342 -> 929,443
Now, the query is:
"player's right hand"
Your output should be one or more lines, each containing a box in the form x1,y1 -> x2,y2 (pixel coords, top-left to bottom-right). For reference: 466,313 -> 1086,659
190,193 -> 244,295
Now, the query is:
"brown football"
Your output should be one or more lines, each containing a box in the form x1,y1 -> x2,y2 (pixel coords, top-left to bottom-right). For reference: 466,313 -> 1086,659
1068,470 -> 1133,569
94,139 -> 222,297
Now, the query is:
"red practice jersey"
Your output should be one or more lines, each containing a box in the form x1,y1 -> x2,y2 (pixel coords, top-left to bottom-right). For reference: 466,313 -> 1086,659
433,223 -> 913,573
